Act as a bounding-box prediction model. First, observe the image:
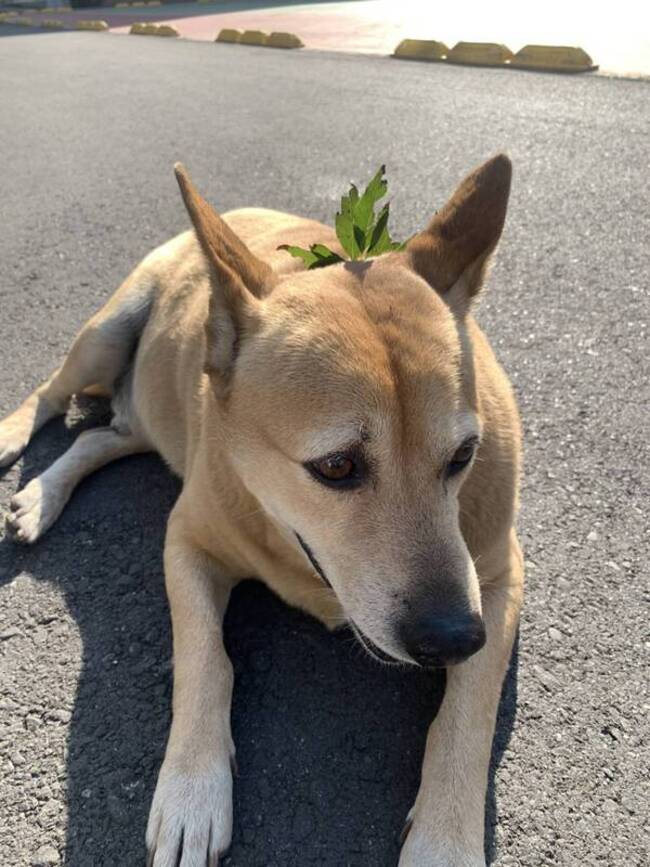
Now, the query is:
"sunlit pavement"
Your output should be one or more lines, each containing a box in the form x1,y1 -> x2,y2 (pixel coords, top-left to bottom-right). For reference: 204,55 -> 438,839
7,0 -> 650,77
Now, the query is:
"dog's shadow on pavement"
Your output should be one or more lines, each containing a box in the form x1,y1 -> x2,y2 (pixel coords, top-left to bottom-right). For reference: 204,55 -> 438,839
0,405 -> 519,867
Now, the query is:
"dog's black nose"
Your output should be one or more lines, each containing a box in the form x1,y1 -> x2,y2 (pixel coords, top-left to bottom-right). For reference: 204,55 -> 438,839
401,612 -> 486,669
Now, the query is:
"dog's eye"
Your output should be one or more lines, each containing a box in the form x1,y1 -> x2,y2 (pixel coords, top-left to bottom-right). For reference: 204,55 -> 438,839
306,453 -> 361,489
447,438 -> 478,477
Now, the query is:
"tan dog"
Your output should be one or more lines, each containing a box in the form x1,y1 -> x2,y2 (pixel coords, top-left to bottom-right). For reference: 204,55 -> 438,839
1,154 -> 523,867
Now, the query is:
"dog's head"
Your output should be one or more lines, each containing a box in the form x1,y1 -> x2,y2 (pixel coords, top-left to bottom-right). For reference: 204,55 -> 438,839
175,156 -> 512,668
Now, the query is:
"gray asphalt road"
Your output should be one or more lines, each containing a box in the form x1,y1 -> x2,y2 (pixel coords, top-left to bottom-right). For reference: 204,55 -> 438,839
0,29 -> 648,867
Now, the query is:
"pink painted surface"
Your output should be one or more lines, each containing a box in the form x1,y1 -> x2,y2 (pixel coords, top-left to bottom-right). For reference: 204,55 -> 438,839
111,6 -> 403,54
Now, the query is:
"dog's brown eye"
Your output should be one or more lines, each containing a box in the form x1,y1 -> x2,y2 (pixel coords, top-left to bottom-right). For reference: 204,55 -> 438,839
306,453 -> 363,489
447,438 -> 477,477
315,455 -> 354,480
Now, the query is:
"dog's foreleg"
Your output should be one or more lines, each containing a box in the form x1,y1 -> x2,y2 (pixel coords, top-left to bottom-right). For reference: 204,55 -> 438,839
0,369 -> 72,467
399,536 -> 524,867
147,510 -> 236,867
6,426 -> 148,543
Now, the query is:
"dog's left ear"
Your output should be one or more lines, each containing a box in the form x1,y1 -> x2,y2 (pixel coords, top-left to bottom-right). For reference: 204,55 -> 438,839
174,163 -> 276,382
174,163 -> 274,300
407,154 -> 511,316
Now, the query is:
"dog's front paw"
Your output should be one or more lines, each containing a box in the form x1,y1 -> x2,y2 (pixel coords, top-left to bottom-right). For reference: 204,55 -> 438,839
146,757 -> 233,867
0,416 -> 30,468
398,808 -> 485,867
6,477 -> 66,544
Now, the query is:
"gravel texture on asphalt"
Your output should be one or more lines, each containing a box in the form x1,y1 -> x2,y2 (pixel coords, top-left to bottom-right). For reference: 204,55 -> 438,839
0,31 -> 648,867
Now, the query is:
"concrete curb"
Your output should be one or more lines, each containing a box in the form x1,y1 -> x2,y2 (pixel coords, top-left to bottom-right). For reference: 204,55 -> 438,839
216,28 -> 303,49
393,38 -> 597,74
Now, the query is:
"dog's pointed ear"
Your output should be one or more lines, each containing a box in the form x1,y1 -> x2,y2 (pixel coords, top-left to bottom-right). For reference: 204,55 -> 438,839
174,163 -> 274,380
407,154 -> 512,316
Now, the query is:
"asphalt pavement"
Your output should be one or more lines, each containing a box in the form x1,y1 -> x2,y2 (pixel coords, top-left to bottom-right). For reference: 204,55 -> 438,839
0,30 -> 648,867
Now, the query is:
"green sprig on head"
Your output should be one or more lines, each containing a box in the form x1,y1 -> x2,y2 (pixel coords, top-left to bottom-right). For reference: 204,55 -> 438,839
279,166 -> 407,269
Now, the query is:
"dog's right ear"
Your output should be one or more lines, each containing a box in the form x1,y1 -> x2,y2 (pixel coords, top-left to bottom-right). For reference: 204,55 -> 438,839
407,154 -> 512,316
174,163 -> 274,381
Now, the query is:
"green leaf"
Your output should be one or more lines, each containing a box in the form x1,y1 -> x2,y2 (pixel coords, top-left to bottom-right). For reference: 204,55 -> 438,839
280,165 -> 407,268
339,183 -> 359,218
307,249 -> 344,269
334,210 -> 360,259
354,165 -> 388,233
278,244 -> 322,269
353,224 -> 367,256
310,243 -> 341,260
366,203 -> 391,255
277,243 -> 343,270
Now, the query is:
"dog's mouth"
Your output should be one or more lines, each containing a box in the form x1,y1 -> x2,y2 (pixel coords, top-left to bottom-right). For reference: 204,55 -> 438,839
295,532 -> 403,666
295,533 -> 333,588
349,621 -> 403,666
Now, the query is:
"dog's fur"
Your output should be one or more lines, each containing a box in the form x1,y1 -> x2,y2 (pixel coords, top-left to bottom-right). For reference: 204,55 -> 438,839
1,155 -> 523,867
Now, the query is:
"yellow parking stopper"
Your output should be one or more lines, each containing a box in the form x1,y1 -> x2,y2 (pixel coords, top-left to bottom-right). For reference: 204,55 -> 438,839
239,29 -> 268,46
267,31 -> 303,49
215,28 -> 241,43
156,24 -> 179,37
511,45 -> 597,73
131,22 -> 158,34
447,42 -> 513,67
76,19 -> 109,31
393,39 -> 448,62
